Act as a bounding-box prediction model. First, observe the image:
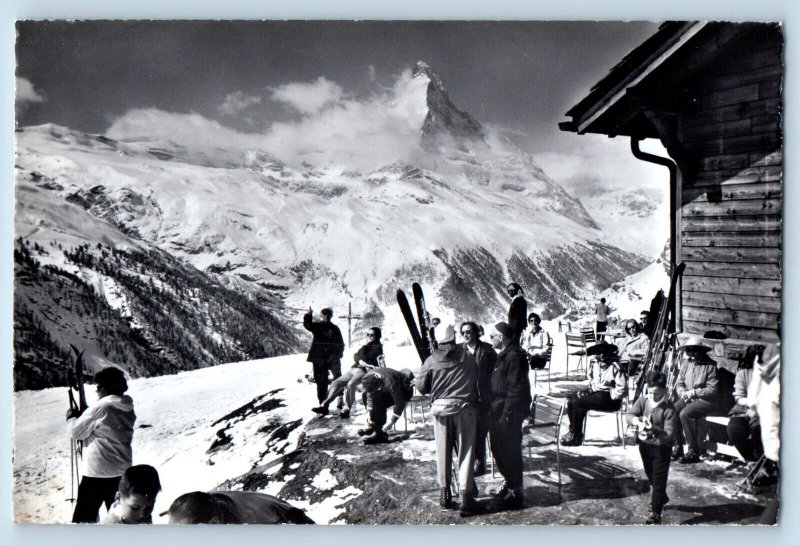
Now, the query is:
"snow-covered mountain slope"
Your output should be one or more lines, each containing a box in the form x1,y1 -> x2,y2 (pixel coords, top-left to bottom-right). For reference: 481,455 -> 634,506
14,61 -> 660,387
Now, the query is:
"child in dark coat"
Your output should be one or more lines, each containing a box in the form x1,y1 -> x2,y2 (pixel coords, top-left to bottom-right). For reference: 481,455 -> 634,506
626,371 -> 677,525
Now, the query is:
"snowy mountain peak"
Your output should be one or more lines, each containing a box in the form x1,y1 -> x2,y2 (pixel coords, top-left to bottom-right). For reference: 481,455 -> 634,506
412,61 -> 484,144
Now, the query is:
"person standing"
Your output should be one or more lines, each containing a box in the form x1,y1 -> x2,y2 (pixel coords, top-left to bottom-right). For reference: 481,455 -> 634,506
626,372 -> 676,525
594,297 -> 611,340
487,322 -> 531,510
560,343 -> 627,447
312,327 -> 383,417
67,367 -> 136,523
417,325 -> 480,515
303,308 -> 345,404
506,283 -> 527,344
460,321 -> 497,477
671,336 -> 718,464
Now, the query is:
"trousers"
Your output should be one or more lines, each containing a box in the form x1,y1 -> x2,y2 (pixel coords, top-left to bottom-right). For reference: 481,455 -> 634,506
673,398 -> 715,452
72,475 -> 121,523
638,443 -> 671,513
489,414 -> 525,489
433,404 -> 476,495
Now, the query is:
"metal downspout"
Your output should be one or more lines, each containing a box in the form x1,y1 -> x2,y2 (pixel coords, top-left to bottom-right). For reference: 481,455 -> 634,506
630,137 -> 680,332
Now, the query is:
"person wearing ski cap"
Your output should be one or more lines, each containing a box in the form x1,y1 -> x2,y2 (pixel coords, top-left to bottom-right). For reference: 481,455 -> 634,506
312,327 -> 383,418
671,335 -> 718,464
357,367 -> 414,445
417,324 -> 480,515
487,322 -> 531,510
505,283 -> 527,344
101,464 -> 161,524
67,366 -> 136,523
560,343 -> 627,447
168,490 -> 315,524
303,307 -> 345,404
460,321 -> 497,478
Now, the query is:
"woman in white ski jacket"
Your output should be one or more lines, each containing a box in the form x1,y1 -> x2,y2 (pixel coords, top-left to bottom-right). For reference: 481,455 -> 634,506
67,366 -> 136,523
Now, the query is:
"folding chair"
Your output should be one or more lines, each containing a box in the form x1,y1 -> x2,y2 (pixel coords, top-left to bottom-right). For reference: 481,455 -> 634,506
582,405 -> 626,448
565,332 -> 588,376
525,394 -> 565,489
531,339 -> 555,392
580,327 -> 597,345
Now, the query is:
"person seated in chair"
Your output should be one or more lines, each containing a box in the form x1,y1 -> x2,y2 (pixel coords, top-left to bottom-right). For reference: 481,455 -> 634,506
312,327 -> 383,418
523,312 -> 551,370
671,336 -> 718,464
561,343 -> 627,447
617,319 -> 650,377
357,367 -> 414,445
726,344 -> 765,463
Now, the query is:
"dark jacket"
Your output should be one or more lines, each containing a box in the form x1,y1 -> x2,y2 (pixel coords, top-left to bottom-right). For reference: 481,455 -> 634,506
352,341 -> 383,369
508,295 -> 528,342
303,313 -> 345,362
461,341 -> 497,411
367,367 -> 414,417
212,491 -> 315,524
626,396 -> 676,447
417,344 -> 478,405
490,342 -> 532,421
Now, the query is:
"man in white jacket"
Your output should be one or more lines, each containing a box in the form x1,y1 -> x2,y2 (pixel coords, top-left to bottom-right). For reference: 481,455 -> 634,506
67,366 -> 136,523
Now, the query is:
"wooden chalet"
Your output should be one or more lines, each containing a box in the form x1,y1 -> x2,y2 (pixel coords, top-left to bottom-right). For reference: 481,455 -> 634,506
560,22 -> 783,369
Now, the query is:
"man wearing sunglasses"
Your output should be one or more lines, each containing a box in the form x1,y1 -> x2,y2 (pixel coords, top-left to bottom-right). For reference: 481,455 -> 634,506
460,321 -> 497,478
487,322 -> 531,510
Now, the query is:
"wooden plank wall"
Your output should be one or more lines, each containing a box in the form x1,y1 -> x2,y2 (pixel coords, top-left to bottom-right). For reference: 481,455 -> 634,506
679,27 -> 782,344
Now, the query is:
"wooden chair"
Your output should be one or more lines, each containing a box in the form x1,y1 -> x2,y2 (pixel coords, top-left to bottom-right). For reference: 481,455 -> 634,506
565,332 -> 588,376
531,339 -> 555,392
524,394 -> 565,489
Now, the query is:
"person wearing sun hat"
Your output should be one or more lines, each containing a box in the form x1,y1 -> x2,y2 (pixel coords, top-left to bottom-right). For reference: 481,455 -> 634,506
560,342 -> 627,447
671,335 -> 718,464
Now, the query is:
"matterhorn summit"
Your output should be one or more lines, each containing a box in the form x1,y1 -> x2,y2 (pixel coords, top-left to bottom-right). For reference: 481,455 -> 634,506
412,61 -> 485,144
13,61 -> 655,387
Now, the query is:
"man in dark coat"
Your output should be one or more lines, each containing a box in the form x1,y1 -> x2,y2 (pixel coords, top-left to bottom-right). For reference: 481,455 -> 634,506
358,367 -> 414,445
488,321 -> 531,510
506,283 -> 527,344
303,308 -> 345,404
459,321 -> 497,477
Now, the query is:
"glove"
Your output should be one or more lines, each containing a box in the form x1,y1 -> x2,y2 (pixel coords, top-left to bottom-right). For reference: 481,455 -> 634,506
382,414 -> 400,433
66,408 -> 81,421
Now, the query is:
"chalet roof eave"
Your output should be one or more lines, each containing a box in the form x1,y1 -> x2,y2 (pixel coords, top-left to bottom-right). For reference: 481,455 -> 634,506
562,21 -> 708,137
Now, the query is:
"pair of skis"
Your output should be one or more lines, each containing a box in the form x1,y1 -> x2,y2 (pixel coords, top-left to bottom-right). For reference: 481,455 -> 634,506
633,262 -> 686,401
397,283 -> 433,364
66,344 -> 88,503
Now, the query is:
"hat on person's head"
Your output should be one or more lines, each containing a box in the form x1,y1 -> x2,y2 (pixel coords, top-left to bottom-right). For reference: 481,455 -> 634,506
361,372 -> 383,393
321,308 -> 333,318
587,342 -> 619,359
439,324 -> 456,344
493,322 -> 514,338
677,335 -> 712,352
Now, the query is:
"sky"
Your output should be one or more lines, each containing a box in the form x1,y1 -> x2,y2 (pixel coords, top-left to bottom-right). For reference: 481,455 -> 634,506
14,20 -> 667,195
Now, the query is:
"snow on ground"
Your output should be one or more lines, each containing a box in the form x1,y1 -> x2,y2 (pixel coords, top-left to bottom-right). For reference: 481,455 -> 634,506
13,328 -> 768,526
12,343 -> 428,524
